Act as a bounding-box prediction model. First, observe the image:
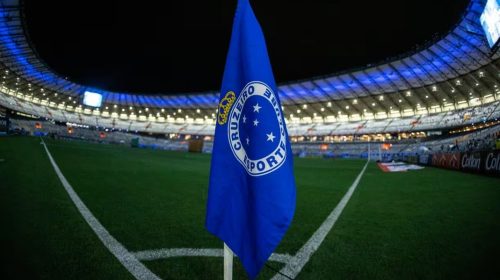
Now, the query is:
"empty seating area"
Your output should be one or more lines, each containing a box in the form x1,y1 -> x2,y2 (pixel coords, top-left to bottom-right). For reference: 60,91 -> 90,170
1,89 -> 499,138
8,116 -> 499,160
9,119 -> 191,151
399,124 -> 500,154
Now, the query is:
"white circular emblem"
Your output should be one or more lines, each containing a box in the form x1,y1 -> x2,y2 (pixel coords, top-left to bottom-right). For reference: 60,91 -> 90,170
227,81 -> 287,176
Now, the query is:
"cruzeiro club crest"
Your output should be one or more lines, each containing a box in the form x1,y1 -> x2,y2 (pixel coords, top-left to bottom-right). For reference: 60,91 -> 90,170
228,81 -> 287,176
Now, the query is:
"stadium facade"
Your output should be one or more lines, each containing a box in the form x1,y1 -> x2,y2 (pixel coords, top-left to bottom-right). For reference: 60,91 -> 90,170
0,0 -> 499,138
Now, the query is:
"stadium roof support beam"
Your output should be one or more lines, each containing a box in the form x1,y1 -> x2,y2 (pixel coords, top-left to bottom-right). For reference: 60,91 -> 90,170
278,85 -> 312,119
310,79 -> 344,113
377,64 -> 418,110
402,59 -> 446,105
309,80 -> 339,117
411,53 -> 463,105
338,74 -> 375,114
322,79 -> 359,116
436,39 -> 488,95
375,65 -> 428,109
430,42 -> 480,102
294,83 -> 324,118
451,31 -> 500,94
347,73 -> 389,114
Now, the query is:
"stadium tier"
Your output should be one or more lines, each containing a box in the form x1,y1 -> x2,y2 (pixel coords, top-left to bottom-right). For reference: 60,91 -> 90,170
0,0 -> 499,134
8,118 -> 499,158
1,0 -> 500,279
4,94 -> 500,137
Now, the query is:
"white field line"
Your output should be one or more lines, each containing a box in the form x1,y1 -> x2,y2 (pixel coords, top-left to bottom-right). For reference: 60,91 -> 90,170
41,139 -> 161,280
271,160 -> 370,280
133,248 -> 292,264
42,137 -> 369,279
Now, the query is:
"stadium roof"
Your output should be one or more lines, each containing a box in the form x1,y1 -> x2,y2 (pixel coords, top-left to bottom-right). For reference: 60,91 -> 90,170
0,0 -> 499,120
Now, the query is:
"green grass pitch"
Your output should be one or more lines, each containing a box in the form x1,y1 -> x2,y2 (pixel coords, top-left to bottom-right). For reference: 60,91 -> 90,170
1,136 -> 499,279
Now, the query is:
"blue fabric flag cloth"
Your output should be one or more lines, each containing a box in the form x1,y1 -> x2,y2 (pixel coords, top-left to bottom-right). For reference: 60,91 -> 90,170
205,0 -> 296,278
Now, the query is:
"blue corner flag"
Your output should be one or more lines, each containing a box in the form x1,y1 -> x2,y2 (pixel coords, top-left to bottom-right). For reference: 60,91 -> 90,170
205,0 -> 296,278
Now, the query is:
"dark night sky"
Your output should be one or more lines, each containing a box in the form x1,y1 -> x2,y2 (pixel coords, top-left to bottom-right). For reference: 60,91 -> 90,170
23,0 -> 470,94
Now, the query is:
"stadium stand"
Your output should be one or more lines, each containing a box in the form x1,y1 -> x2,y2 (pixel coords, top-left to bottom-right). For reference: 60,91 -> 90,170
2,90 -> 499,137
1,1 -> 500,280
0,0 -> 499,161
399,124 -> 500,154
0,0 -> 500,139
9,117 -> 499,159
9,119 -> 191,151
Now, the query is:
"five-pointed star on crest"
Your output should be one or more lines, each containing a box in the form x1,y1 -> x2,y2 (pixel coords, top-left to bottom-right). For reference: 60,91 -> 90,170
253,103 -> 262,113
266,132 -> 276,142
246,137 -> 250,145
243,115 -> 247,123
253,119 -> 259,126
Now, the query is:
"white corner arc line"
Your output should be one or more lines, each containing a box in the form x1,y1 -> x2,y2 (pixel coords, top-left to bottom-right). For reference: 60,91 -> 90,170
41,139 -> 161,280
132,248 -> 292,264
271,160 -> 370,280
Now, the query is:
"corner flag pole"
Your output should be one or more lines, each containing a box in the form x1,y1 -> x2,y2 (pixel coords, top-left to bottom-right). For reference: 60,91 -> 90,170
224,243 -> 233,280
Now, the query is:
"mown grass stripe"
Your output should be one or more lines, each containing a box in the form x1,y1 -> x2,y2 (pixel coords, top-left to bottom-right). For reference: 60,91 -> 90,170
272,160 -> 370,280
41,139 -> 161,280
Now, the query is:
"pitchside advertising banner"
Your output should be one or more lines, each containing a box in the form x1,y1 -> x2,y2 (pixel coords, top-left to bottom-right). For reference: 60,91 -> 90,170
431,152 -> 461,170
477,150 -> 500,176
460,152 -> 483,173
428,150 -> 500,176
